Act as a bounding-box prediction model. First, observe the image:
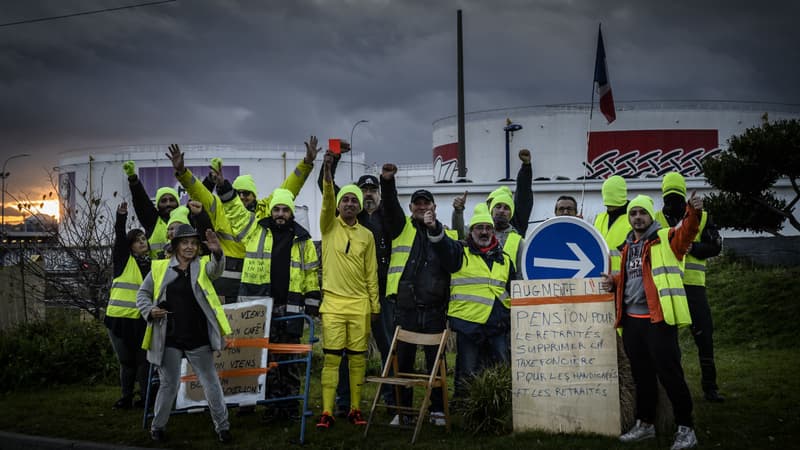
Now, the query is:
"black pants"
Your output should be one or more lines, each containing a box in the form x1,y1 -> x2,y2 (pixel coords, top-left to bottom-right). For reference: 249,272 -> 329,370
686,284 -> 718,392
622,315 -> 694,428
265,313 -> 304,411
394,306 -> 447,413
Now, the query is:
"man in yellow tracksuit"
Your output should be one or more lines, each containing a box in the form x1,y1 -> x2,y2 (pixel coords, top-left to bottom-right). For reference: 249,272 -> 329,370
594,175 -> 632,274
317,152 -> 379,429
166,140 -> 319,302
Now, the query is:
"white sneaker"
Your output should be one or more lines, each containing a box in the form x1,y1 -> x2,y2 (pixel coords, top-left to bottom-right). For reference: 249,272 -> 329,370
620,419 -> 656,442
671,425 -> 698,450
389,414 -> 414,426
389,414 -> 401,426
429,411 -> 446,426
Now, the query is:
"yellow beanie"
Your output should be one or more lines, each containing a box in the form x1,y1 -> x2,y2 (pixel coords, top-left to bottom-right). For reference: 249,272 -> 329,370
232,174 -> 258,197
601,175 -> 627,207
627,195 -> 656,219
268,188 -> 295,214
490,193 -> 514,219
155,186 -> 179,205
469,203 -> 494,229
336,184 -> 363,211
488,185 -> 513,203
661,172 -> 687,199
167,205 -> 190,227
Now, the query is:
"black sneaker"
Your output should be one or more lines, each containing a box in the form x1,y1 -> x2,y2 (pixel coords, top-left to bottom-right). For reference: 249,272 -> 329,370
150,429 -> 166,442
704,390 -> 725,402
218,429 -> 233,443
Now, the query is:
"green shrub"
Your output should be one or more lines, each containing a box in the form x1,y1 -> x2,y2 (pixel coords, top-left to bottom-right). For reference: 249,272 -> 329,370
0,317 -> 117,392
453,363 -> 513,436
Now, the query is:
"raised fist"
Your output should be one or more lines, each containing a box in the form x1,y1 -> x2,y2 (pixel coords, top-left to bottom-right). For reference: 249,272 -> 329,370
122,161 -> 136,177
453,191 -> 468,211
518,149 -> 531,164
381,163 -> 398,180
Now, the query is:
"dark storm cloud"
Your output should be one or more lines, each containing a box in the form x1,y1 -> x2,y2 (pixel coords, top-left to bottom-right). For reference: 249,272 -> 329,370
0,0 -> 798,201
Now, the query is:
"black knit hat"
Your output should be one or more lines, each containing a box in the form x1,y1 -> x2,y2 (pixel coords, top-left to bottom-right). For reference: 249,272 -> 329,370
170,224 -> 199,249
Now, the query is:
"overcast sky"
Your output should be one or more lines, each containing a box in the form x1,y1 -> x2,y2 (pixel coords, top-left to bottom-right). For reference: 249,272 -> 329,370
2,0 -> 799,219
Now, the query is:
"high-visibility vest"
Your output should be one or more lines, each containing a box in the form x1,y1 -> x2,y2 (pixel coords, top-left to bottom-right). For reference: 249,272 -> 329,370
504,231 -> 522,268
386,218 -> 457,297
594,212 -> 632,274
650,228 -> 692,327
448,250 -> 511,325
148,218 -> 169,259
141,258 -> 231,350
240,226 -> 320,303
655,210 -> 708,287
106,256 -> 145,319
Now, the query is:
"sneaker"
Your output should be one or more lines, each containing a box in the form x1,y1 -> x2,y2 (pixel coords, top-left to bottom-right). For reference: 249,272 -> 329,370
217,429 -> 233,443
389,414 -> 415,426
347,409 -> 367,426
619,419 -> 655,443
704,389 -> 725,402
316,412 -> 335,430
429,411 -> 446,426
150,429 -> 166,442
670,425 -> 698,450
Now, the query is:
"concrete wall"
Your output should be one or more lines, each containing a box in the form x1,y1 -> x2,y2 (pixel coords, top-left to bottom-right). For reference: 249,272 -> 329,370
0,261 -> 46,331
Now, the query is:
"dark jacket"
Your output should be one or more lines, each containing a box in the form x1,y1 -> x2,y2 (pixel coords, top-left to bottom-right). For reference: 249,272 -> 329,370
382,176 -> 450,310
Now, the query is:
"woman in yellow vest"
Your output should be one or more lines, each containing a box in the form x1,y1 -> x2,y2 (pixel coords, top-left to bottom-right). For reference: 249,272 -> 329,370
106,202 -> 151,409
136,224 -> 233,443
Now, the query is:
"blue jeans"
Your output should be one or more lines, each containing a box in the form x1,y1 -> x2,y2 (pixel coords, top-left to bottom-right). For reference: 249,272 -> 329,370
453,327 -> 510,396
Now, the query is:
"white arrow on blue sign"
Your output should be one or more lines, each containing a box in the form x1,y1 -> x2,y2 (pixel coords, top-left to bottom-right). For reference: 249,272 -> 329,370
521,216 -> 610,280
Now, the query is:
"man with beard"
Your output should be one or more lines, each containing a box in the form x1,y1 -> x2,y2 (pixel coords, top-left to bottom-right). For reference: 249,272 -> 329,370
381,164 -> 456,426
487,191 -> 523,277
217,183 -> 320,421
425,203 -> 515,396
316,149 -> 394,418
317,152 -> 379,430
167,141 -> 318,303
123,160 -> 180,259
655,172 -> 724,403
600,193 -> 703,450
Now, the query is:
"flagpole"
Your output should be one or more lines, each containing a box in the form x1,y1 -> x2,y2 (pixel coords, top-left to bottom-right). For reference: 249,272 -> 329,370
580,23 -> 601,217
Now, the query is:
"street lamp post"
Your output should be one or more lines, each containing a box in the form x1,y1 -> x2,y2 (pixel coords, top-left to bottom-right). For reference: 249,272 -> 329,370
350,119 -> 369,181
1,153 -> 31,240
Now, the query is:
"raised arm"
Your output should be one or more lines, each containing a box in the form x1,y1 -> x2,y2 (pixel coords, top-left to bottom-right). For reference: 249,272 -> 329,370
451,191 -> 467,240
320,152 -> 337,234
425,209 -> 466,274
379,163 -> 407,240
511,149 -> 533,236
125,161 -> 159,235
668,191 -> 703,259
113,202 -> 131,277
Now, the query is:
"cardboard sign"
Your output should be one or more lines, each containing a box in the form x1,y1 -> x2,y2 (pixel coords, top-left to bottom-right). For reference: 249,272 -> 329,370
510,278 -> 620,436
176,298 -> 273,409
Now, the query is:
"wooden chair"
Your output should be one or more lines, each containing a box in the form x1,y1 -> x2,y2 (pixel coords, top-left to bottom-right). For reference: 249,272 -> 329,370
363,326 -> 450,444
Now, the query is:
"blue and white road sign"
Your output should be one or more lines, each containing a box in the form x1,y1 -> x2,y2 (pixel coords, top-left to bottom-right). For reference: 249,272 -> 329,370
521,216 -> 610,280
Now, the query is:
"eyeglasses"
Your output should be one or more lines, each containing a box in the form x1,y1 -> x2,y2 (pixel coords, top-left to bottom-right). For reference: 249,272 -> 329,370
472,224 -> 494,232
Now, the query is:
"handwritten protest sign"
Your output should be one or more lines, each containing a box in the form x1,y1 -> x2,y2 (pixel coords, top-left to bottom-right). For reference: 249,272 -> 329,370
177,297 -> 272,409
511,278 -> 619,436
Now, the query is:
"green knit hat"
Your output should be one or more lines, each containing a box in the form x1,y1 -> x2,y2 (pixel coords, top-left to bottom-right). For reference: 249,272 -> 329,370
601,175 -> 627,207
488,185 -> 513,203
336,184 -> 363,211
155,186 -> 179,205
167,205 -> 190,227
489,193 -> 515,219
268,188 -> 295,214
232,174 -> 258,197
661,172 -> 687,199
469,203 -> 494,229
627,195 -> 656,220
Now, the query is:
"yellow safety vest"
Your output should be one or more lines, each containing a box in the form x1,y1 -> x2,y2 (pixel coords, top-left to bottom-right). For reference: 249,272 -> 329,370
650,228 -> 692,327
148,218 -> 169,259
386,218 -> 457,297
655,210 -> 708,287
106,256 -> 145,319
448,250 -> 512,324
141,258 -> 231,350
594,212 -> 632,274
504,231 -> 522,268
240,226 -> 320,302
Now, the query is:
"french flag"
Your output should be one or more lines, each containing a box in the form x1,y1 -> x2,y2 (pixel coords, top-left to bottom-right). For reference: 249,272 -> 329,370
594,28 -> 616,124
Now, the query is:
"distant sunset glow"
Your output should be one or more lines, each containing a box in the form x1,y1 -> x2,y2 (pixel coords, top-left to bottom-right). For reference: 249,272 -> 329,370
2,199 -> 60,225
